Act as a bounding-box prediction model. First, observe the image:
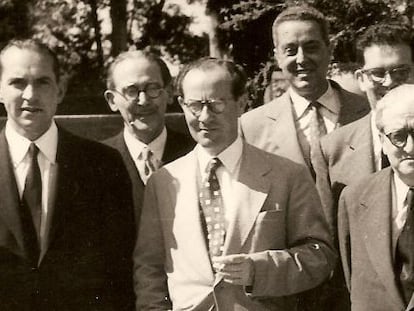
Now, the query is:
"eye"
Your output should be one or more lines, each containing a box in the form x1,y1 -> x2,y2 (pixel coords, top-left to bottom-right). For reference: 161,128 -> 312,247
123,85 -> 139,98
8,78 -> 26,89
284,46 -> 297,56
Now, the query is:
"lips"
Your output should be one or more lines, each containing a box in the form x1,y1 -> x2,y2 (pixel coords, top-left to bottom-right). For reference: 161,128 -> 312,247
21,107 -> 42,113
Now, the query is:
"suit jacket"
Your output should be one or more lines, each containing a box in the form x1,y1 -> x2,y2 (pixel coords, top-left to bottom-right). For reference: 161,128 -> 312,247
314,113 -> 375,238
0,127 -> 136,310
134,142 -> 336,311
338,168 -> 414,311
103,127 -> 195,223
240,80 -> 370,169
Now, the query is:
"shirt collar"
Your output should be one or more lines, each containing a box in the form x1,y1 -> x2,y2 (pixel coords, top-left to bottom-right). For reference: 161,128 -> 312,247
196,136 -> 243,176
289,81 -> 340,119
123,127 -> 167,162
5,121 -> 58,167
393,170 -> 410,209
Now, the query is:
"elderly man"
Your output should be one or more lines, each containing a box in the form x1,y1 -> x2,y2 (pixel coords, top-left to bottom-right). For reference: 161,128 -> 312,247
240,5 -> 369,178
103,50 -> 194,220
0,39 -> 135,309
339,84 -> 414,311
133,57 -> 336,310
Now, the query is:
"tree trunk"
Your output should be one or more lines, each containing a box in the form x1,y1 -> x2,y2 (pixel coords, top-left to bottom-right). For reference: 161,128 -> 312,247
206,10 -> 223,58
109,0 -> 127,56
89,0 -> 104,68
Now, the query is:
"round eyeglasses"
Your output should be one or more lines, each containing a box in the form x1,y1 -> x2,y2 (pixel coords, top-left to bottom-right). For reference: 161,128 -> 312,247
180,98 -> 227,117
385,128 -> 414,148
113,83 -> 164,101
361,65 -> 412,85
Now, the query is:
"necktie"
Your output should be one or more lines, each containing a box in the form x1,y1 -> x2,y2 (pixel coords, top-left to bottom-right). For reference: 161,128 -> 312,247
381,150 -> 390,169
309,102 -> 327,178
140,147 -> 160,184
396,188 -> 414,304
199,158 -> 225,258
21,143 -> 42,263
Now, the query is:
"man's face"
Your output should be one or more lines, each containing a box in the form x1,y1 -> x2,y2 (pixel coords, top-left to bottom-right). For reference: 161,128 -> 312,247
105,57 -> 171,144
180,67 -> 243,155
357,44 -> 413,109
0,47 -> 63,141
381,101 -> 414,185
274,20 -> 331,101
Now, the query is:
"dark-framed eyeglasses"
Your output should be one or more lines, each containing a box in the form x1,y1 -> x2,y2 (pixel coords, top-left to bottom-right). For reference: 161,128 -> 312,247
179,98 -> 227,117
385,128 -> 414,148
113,82 -> 164,101
361,65 -> 412,84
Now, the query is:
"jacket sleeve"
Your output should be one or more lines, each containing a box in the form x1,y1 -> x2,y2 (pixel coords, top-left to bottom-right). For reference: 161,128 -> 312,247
338,187 -> 352,291
133,176 -> 171,311
249,165 -> 337,297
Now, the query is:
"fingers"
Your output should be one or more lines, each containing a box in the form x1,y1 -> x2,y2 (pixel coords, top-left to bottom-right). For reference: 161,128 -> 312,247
212,255 -> 254,286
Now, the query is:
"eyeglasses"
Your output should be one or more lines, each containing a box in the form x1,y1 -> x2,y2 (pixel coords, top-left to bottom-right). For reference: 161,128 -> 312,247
361,65 -> 412,84
180,98 -> 227,117
113,83 -> 164,101
385,128 -> 414,148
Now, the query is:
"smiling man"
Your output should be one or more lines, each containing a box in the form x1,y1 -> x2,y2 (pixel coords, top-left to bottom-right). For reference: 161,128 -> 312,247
240,5 -> 369,179
133,57 -> 335,311
0,39 -> 136,310
103,50 -> 194,221
339,84 -> 414,311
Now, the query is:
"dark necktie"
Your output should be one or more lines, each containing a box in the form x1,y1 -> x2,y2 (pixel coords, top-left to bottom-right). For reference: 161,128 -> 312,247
199,158 -> 225,258
309,102 -> 327,179
381,150 -> 390,169
396,188 -> 414,304
21,143 -> 42,263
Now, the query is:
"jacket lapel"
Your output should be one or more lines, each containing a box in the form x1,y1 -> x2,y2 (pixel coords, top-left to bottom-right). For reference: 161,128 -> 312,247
264,93 -> 307,166
223,144 -> 271,255
361,168 -> 405,308
0,131 -> 28,256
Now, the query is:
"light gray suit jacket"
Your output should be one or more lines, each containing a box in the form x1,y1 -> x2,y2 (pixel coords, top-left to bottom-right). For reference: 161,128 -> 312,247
134,142 -> 336,311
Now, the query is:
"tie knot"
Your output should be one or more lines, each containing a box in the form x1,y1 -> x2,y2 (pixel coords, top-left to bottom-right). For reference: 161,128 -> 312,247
311,101 -> 322,110
140,146 -> 152,161
206,157 -> 221,175
29,143 -> 39,158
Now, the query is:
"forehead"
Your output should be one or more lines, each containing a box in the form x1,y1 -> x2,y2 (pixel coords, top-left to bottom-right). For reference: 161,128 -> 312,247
112,57 -> 163,87
363,44 -> 412,68
182,67 -> 233,97
382,100 -> 414,129
274,20 -> 325,46
0,47 -> 55,80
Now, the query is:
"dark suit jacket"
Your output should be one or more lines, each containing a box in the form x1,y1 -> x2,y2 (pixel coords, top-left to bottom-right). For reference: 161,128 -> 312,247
103,127 -> 195,223
314,114 -> 375,239
240,80 -> 370,170
134,142 -> 336,311
0,127 -> 136,310
338,168 -> 414,311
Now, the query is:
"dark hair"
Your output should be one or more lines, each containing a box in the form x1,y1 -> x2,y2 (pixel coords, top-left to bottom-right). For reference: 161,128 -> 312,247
356,23 -> 414,64
272,5 -> 330,47
0,38 -> 60,82
106,50 -> 172,90
175,57 -> 247,100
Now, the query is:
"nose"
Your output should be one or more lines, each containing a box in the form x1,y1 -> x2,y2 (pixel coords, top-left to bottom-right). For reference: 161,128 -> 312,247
296,47 -> 306,64
382,72 -> 399,89
22,84 -> 34,101
404,133 -> 414,152
197,104 -> 212,122
136,91 -> 149,106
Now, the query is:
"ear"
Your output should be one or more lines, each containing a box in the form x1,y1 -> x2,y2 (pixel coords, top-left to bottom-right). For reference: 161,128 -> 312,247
56,77 -> 67,105
354,69 -> 367,93
236,93 -> 248,116
104,90 -> 119,112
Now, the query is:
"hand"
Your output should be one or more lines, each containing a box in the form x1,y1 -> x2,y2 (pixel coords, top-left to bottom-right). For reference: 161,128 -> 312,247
212,254 -> 255,286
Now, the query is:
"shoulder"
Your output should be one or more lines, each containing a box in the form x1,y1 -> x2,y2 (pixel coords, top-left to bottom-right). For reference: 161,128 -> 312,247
101,131 -> 124,149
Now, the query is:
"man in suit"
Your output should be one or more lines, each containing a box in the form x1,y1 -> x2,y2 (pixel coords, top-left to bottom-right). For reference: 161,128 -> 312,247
0,39 -> 135,310
315,23 -> 414,238
339,84 -> 414,311
240,5 -> 369,177
103,50 -> 194,221
133,57 -> 336,310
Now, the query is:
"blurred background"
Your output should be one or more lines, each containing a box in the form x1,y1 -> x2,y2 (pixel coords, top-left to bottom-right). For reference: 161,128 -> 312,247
0,0 -> 412,115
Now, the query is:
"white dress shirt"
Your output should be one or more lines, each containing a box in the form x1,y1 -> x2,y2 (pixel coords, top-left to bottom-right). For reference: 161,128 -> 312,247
6,121 -> 58,252
290,82 -> 341,157
123,127 -> 167,183
391,172 -> 411,256
196,136 -> 243,227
